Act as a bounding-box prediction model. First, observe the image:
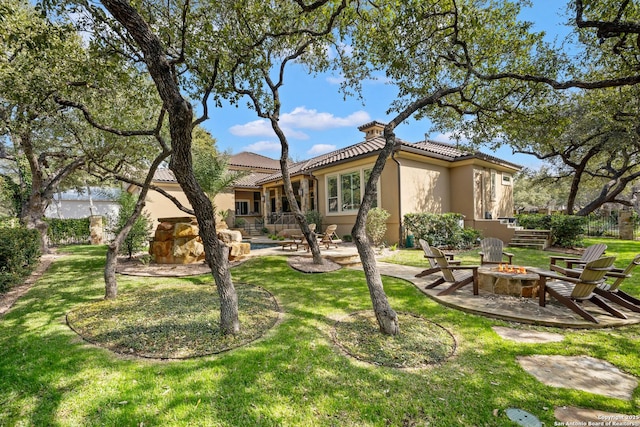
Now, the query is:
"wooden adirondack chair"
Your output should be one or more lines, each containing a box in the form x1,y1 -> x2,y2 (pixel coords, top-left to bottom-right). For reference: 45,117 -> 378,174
479,237 -> 514,265
593,254 -> 640,313
424,247 -> 479,296
537,256 -> 625,323
549,243 -> 607,274
318,224 -> 342,249
415,239 -> 460,278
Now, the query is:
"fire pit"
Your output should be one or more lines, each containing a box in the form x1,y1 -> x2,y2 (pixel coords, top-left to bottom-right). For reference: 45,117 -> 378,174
477,265 -> 540,298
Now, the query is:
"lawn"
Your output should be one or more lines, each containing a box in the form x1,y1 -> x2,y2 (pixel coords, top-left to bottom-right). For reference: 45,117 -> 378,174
0,238 -> 639,426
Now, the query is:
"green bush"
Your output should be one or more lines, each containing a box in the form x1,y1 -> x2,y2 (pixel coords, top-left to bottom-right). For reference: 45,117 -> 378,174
304,210 -> 323,232
45,217 -> 91,246
550,215 -> 586,248
515,213 -> 551,230
110,192 -> 152,258
516,213 -> 586,248
403,212 -> 477,249
0,227 -> 41,293
366,207 -> 390,246
0,217 -> 20,228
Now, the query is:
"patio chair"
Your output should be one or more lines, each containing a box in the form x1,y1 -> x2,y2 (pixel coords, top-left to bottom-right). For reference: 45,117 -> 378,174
424,247 -> 479,296
549,243 -> 607,274
318,224 -> 342,249
415,239 -> 460,278
592,254 -> 640,313
479,237 -> 514,265
537,256 -> 626,323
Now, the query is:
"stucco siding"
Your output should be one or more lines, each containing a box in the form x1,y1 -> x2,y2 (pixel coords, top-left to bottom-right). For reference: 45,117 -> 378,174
397,157 -> 450,217
450,165 -> 475,221
142,184 -> 235,226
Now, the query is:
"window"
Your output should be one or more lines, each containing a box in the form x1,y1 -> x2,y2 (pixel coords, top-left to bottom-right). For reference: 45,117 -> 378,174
502,174 -> 512,185
235,200 -> 249,215
490,170 -> 496,201
341,171 -> 360,211
326,167 -> 378,214
328,176 -> 338,212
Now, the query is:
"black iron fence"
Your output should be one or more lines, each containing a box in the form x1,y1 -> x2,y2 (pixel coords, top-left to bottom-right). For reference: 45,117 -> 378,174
584,212 -> 640,239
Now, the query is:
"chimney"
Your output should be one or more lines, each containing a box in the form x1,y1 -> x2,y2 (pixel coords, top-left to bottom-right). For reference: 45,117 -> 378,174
358,121 -> 386,141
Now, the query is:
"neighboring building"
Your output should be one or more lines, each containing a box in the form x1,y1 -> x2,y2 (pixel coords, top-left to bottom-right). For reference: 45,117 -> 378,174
45,187 -> 121,220
143,122 -> 521,244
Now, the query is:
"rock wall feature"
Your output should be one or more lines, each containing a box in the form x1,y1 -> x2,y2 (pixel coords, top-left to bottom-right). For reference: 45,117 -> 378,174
149,217 -> 205,264
149,216 -> 251,264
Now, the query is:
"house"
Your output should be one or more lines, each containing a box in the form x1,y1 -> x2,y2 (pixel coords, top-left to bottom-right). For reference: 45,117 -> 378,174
142,122 -> 521,244
45,187 -> 121,220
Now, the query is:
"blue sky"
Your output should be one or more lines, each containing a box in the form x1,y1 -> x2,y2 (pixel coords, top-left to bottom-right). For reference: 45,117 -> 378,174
203,1 -> 571,169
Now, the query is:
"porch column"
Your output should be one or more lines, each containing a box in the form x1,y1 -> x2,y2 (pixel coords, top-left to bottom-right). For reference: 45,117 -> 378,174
262,189 -> 269,224
275,187 -> 282,212
300,179 -> 309,212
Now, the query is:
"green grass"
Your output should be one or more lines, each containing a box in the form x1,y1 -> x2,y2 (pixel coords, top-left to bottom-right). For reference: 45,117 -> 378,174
1,240 -> 639,426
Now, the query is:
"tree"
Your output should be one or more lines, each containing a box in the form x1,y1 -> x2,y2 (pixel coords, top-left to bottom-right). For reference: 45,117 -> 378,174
223,2 -> 345,265
337,0 -> 547,335
1,0 -> 161,255
506,88 -> 640,215
112,191 -> 152,259
191,127 -> 246,210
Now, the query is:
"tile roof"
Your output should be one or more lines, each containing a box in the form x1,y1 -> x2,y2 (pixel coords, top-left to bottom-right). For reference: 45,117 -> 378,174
153,128 -> 520,187
229,152 -> 280,171
234,172 -> 272,188
153,168 -> 177,182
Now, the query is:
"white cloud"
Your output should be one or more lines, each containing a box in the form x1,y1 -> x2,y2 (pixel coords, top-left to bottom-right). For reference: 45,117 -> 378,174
307,144 -> 337,155
229,107 -> 371,140
326,76 -> 345,85
432,132 -> 469,144
243,141 -> 282,152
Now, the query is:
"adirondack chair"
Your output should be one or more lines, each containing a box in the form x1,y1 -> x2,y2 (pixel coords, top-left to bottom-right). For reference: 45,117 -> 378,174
424,247 -> 479,296
318,224 -> 342,249
537,256 -> 625,323
549,243 -> 607,274
479,237 -> 514,265
593,254 -> 640,313
415,239 -> 460,278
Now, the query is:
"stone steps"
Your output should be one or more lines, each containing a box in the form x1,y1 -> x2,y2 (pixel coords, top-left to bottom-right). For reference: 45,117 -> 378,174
509,229 -> 551,250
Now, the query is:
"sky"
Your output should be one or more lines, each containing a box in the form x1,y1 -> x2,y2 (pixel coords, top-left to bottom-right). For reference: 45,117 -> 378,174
203,1 -> 572,169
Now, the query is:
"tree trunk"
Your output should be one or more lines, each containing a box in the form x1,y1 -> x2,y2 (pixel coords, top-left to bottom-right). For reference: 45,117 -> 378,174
271,119 -> 323,263
104,243 -> 118,299
100,0 -> 240,334
20,195 -> 50,255
351,128 -> 400,336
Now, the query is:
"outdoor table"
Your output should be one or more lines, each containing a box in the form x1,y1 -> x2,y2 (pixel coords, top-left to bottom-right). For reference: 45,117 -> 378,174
477,266 -> 540,298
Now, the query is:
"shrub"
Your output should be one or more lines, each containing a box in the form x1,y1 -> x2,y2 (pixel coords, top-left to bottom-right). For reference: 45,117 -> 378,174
550,215 -> 586,248
0,227 -> 41,293
110,192 -> 152,258
304,210 -> 323,232
515,213 -> 552,230
366,207 -> 391,246
516,213 -> 586,248
404,213 -> 474,249
45,217 -> 92,245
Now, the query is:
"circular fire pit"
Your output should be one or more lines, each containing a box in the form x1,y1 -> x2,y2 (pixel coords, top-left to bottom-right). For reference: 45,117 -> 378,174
478,265 -> 540,298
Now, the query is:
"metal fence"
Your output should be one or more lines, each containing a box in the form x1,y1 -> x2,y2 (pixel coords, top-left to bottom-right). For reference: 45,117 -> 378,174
584,212 -> 640,239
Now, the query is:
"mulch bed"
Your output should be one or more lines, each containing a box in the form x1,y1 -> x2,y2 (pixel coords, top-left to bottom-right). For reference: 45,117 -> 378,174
287,256 -> 342,273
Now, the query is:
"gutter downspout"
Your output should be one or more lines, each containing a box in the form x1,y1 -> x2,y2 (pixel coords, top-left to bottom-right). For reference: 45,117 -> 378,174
391,150 -> 403,247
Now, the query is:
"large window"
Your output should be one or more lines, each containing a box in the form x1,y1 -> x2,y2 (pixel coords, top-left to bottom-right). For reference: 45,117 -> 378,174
326,167 -> 378,214
235,200 -> 249,215
341,171 -> 360,212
